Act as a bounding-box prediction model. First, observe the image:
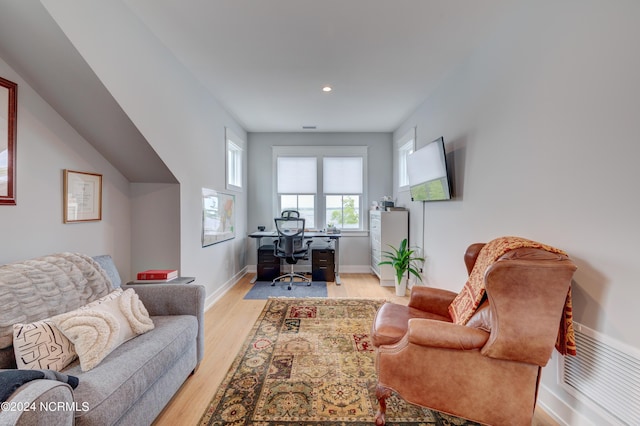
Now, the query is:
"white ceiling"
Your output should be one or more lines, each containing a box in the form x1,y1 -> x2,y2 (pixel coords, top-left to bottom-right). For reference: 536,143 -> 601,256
0,0 -> 514,182
124,0 -> 515,132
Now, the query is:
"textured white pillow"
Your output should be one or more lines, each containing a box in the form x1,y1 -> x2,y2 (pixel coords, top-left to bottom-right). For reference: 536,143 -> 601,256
13,320 -> 78,371
83,287 -> 123,307
52,288 -> 154,371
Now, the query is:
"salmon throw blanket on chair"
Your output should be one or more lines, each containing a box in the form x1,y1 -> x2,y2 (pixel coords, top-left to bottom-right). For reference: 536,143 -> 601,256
448,236 -> 576,356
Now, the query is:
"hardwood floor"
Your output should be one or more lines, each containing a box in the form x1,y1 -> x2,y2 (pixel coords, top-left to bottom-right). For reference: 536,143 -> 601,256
153,273 -> 559,426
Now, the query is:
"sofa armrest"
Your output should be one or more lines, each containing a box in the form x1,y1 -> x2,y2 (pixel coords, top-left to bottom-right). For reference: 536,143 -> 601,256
123,283 -> 206,366
407,318 -> 489,350
0,380 -> 74,426
408,286 -> 457,318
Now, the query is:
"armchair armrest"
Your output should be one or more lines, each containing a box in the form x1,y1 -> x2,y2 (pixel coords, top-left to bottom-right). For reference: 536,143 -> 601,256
408,287 -> 457,318
0,380 -> 74,426
464,243 -> 485,276
123,283 -> 206,365
481,249 -> 576,366
407,319 -> 489,350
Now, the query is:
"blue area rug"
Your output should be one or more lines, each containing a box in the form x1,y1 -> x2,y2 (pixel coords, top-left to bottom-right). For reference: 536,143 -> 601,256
244,281 -> 328,299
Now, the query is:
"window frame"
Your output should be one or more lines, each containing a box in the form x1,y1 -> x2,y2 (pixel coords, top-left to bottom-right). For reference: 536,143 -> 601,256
225,128 -> 245,192
273,145 -> 368,232
396,128 -> 416,191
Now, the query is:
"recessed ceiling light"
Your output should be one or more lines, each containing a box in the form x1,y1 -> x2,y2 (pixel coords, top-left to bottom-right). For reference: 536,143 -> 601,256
322,86 -> 332,92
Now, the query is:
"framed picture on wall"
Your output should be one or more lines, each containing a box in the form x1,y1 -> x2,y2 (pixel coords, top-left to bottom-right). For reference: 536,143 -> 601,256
63,169 -> 103,223
202,188 -> 235,247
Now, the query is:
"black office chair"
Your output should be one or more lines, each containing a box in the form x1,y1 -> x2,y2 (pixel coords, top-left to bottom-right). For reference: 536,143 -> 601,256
272,217 -> 312,290
281,210 -> 300,219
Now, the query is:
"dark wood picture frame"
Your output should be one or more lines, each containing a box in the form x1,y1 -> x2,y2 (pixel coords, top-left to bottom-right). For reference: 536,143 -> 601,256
0,76 -> 17,205
63,169 -> 103,223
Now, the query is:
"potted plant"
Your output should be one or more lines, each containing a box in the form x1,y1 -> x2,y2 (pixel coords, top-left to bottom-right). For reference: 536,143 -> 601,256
379,238 -> 424,296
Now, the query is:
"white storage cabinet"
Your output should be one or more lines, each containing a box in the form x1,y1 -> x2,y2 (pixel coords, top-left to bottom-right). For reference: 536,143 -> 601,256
370,210 -> 409,286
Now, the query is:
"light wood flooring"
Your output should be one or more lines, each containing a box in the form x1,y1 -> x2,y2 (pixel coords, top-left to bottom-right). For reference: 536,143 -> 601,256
153,273 -> 559,426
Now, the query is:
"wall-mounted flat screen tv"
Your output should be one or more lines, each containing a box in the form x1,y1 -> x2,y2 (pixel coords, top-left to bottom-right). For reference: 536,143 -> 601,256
407,136 -> 451,202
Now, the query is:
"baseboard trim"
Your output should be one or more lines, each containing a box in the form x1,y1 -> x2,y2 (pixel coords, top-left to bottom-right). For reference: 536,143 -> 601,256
335,265 -> 371,273
204,266 -> 247,311
537,383 -> 599,426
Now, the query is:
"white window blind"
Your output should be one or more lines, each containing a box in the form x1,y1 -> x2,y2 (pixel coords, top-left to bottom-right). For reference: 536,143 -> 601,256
277,157 -> 317,194
323,157 -> 363,194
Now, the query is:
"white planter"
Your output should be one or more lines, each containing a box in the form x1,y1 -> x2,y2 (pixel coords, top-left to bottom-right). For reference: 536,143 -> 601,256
395,275 -> 408,296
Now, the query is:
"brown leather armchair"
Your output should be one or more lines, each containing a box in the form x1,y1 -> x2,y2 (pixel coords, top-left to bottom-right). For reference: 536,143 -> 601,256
371,241 -> 577,426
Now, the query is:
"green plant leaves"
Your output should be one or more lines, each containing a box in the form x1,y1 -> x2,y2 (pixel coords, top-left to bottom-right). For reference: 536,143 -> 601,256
378,238 -> 425,285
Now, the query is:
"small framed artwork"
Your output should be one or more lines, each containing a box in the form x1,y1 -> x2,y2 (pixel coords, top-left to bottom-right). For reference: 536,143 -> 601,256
63,170 -> 103,223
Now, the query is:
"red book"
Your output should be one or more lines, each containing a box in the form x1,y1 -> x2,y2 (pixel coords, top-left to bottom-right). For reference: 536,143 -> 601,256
136,269 -> 178,280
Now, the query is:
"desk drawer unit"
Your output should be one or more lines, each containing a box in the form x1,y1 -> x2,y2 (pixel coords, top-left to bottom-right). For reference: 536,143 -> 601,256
312,246 -> 335,282
257,245 -> 280,281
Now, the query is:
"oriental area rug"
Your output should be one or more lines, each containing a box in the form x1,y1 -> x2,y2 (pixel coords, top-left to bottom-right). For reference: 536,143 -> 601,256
198,298 -> 478,425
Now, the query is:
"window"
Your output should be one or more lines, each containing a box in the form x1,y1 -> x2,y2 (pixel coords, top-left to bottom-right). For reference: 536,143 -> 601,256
326,195 -> 360,229
274,146 -> 367,231
226,128 -> 244,191
227,141 -> 242,186
277,156 -> 317,225
323,157 -> 363,229
398,141 -> 414,187
397,128 -> 415,190
280,194 -> 315,225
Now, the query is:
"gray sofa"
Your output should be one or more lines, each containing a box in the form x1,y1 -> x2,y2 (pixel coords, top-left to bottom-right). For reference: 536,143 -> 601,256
0,253 -> 205,426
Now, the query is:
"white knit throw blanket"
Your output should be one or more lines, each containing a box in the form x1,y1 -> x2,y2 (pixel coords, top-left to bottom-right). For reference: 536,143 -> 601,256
0,253 -> 112,349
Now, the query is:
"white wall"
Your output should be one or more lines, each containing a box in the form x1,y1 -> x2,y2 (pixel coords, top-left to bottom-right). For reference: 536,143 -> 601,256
393,1 -> 640,423
130,183 -> 180,275
40,0 -> 248,298
0,56 -> 132,276
247,132 -> 393,270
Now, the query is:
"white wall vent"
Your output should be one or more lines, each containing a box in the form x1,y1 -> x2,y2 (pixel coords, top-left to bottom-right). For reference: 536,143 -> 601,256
559,322 -> 640,425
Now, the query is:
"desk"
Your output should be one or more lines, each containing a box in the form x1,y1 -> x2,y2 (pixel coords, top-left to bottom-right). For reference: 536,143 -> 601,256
249,231 -> 342,285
